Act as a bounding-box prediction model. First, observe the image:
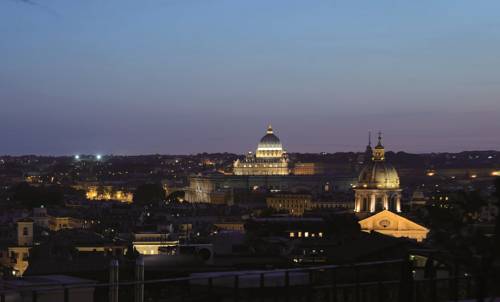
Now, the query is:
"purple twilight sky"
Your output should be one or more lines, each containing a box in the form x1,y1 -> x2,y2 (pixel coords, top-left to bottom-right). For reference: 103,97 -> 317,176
1,0 -> 500,155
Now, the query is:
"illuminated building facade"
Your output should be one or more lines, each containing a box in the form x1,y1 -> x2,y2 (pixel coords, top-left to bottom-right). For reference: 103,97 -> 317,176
353,134 -> 428,241
32,207 -> 84,231
185,125 -> 357,204
358,210 -> 429,242
185,174 -> 355,204
354,133 -> 402,214
85,186 -> 133,203
49,216 -> 83,231
266,194 -> 312,216
292,163 -> 324,175
233,125 -> 290,176
0,219 -> 33,276
131,232 -> 179,255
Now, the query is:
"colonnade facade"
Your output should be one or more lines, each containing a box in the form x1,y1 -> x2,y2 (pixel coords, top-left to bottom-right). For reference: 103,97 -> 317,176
354,189 -> 401,213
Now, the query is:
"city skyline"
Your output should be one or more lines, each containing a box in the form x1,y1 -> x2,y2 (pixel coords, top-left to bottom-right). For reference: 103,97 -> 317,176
1,2 -> 499,300
1,122 -> 498,156
1,0 -> 500,155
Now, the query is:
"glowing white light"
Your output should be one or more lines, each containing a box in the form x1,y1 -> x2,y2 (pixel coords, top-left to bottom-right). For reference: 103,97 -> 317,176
74,155 -> 80,160
96,154 -> 102,160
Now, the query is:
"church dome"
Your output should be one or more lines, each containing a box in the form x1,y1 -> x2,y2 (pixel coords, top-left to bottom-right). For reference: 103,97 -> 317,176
257,125 -> 283,151
357,132 -> 399,189
358,161 -> 400,189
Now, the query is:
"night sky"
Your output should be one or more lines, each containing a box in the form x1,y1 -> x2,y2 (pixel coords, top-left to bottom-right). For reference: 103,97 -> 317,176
1,0 -> 500,155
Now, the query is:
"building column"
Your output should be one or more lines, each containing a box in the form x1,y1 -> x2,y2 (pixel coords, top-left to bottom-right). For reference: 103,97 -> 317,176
396,193 -> 401,212
383,194 -> 389,210
370,193 -> 376,213
354,193 -> 361,212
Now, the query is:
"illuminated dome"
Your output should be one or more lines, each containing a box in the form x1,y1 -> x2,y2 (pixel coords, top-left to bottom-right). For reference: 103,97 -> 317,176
233,124 -> 289,175
357,132 -> 400,189
355,132 -> 402,213
256,125 -> 283,152
358,161 -> 400,189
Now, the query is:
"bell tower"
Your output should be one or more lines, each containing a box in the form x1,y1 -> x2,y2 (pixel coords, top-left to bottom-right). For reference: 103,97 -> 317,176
372,132 -> 385,161
354,132 -> 401,215
17,218 -> 34,246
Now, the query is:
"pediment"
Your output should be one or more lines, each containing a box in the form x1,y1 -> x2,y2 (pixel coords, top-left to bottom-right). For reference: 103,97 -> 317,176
359,210 -> 428,232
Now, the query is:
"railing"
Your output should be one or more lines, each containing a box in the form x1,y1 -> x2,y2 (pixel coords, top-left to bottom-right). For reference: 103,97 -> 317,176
1,259 -> 498,302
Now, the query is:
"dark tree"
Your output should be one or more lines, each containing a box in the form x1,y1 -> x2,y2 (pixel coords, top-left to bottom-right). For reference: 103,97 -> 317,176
133,183 -> 166,206
324,213 -> 361,242
9,182 -> 65,208
421,187 -> 497,273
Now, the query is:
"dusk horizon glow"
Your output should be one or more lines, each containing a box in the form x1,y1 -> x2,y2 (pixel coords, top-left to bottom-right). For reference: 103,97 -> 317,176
1,0 -> 500,155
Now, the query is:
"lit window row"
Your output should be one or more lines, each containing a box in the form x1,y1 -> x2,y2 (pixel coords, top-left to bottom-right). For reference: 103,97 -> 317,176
289,232 -> 323,238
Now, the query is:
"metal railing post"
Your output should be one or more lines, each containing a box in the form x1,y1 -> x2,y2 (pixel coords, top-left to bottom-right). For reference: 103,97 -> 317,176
307,269 -> 314,302
377,279 -> 384,302
234,275 -> 239,302
430,274 -> 437,302
109,259 -> 119,302
398,260 -> 404,302
377,264 -> 385,302
354,266 -> 360,302
285,271 -> 290,302
449,266 -> 459,302
415,280 -> 420,302
476,274 -> 485,302
64,287 -> 69,302
466,275 -> 471,299
135,255 -> 144,302
208,277 -> 213,298
330,268 -> 337,302
260,273 -> 265,302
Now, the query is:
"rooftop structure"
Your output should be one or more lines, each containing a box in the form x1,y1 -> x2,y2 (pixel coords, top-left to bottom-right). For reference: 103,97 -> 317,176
233,125 -> 290,176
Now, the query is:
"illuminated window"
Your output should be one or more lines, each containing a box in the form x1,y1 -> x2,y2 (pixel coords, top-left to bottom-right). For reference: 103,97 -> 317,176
318,232 -> 323,238
304,232 -> 309,238
298,232 -> 302,237
289,232 -> 295,238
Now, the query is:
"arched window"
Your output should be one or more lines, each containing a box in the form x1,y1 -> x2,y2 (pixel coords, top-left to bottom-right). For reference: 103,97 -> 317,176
376,197 -> 384,211
362,197 -> 369,211
389,195 -> 397,211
